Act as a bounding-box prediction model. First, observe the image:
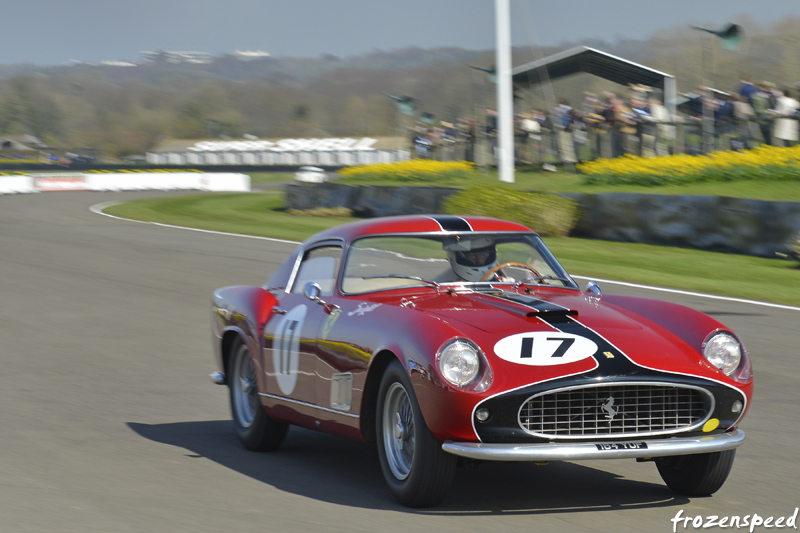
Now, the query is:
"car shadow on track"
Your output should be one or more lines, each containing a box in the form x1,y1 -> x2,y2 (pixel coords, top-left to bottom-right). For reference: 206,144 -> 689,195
127,420 -> 689,514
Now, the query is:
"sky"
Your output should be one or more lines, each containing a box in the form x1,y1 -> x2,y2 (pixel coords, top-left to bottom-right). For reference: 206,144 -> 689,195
3,0 -> 799,66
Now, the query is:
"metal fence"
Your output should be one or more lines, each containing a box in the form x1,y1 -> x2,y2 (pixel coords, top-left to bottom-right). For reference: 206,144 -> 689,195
415,117 -> 797,167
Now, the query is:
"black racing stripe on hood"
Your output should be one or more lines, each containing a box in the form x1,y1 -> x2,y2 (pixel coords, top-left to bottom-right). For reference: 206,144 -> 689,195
542,314 -> 642,376
489,293 -> 577,316
429,215 -> 472,232
509,295 -> 643,376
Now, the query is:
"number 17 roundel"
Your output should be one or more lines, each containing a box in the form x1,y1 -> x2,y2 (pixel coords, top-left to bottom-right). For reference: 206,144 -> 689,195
493,332 -> 598,366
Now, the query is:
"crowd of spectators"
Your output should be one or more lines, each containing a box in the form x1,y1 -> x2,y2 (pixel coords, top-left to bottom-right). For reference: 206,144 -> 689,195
409,78 -> 800,166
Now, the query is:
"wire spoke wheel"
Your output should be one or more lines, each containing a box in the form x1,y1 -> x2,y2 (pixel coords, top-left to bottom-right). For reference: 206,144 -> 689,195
376,360 -> 456,507
227,338 -> 288,451
382,382 -> 416,480
231,343 -> 258,428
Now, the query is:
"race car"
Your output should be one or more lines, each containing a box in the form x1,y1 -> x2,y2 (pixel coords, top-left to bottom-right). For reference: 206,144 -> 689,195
210,215 -> 752,507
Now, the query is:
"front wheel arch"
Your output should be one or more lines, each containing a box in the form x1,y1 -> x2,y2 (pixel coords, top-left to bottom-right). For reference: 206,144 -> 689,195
375,359 -> 456,507
219,329 -> 245,386
360,350 -> 398,443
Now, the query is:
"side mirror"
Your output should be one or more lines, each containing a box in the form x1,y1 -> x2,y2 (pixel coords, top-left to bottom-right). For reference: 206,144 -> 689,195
303,282 -> 322,302
303,281 -> 339,314
585,281 -> 602,304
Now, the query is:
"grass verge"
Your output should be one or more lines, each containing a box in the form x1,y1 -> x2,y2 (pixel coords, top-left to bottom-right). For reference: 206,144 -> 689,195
340,167 -> 800,202
104,190 -> 800,307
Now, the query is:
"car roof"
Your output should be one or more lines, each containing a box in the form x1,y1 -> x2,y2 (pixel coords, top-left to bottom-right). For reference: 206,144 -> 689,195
304,215 -> 535,245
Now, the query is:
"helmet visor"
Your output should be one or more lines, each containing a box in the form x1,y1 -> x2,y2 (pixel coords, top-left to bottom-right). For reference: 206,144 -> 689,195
454,245 -> 496,267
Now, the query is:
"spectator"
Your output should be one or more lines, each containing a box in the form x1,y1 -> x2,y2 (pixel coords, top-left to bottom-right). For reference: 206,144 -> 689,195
737,75 -> 758,106
752,81 -> 777,145
715,94 -> 734,137
520,111 -> 541,164
458,118 -> 476,162
731,93 -> 755,150
553,99 -> 577,168
630,93 -> 652,156
611,95 -> 637,156
580,94 -> 605,159
601,93 -> 620,157
773,88 -> 800,147
648,94 -> 672,156
412,127 -> 433,158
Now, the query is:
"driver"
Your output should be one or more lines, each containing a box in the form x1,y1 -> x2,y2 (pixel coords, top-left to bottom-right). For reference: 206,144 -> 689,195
440,235 -> 499,282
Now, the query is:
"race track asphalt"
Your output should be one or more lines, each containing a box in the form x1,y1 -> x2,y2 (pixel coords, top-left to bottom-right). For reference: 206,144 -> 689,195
1,191 -> 797,533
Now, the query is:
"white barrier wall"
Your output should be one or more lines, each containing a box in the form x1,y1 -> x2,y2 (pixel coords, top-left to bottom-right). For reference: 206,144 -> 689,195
0,172 -> 251,194
0,175 -> 37,194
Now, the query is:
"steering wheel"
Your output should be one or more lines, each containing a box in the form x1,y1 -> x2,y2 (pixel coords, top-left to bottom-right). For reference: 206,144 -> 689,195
480,262 -> 542,281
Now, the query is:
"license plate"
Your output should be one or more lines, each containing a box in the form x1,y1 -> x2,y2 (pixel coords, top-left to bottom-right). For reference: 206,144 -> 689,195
594,442 -> 648,451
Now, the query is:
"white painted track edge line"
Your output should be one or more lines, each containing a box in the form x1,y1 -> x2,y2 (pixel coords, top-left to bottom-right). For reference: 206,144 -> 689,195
90,201 -> 301,245
572,275 -> 800,312
90,202 -> 800,312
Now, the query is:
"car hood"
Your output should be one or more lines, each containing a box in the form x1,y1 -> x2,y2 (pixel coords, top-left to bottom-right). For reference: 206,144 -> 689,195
405,288 -> 719,384
415,290 -> 642,333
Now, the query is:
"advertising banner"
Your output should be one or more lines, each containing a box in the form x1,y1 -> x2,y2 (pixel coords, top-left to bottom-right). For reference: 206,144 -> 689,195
34,175 -> 89,191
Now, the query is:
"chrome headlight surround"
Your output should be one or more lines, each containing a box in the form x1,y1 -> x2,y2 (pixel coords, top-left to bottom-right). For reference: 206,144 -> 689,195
436,338 -> 493,392
702,331 -> 742,377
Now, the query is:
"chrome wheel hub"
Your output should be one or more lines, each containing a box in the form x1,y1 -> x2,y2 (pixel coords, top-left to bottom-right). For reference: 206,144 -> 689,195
394,414 -> 405,441
232,345 -> 257,428
382,382 -> 415,480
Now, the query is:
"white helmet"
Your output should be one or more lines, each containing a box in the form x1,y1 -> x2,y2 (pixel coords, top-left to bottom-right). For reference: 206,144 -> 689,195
443,235 -> 498,281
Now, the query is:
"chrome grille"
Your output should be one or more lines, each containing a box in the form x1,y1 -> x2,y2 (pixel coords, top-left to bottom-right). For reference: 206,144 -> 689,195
519,383 -> 712,439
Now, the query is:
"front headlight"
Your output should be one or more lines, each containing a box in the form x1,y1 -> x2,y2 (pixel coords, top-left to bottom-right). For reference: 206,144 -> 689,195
437,339 -> 481,388
703,332 -> 742,376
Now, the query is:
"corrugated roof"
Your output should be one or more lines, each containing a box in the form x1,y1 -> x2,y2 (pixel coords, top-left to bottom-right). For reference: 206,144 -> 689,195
512,46 -> 674,91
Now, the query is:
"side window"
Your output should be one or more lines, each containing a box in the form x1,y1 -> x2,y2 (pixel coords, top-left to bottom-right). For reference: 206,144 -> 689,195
291,246 -> 342,296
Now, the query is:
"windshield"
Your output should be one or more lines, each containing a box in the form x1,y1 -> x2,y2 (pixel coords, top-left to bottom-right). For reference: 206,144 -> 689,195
341,233 -> 577,294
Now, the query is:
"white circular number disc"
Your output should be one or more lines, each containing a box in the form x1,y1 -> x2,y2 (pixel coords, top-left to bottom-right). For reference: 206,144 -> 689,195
272,305 -> 306,394
494,331 -> 598,366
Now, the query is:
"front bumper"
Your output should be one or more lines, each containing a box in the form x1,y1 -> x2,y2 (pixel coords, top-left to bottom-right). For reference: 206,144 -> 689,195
442,428 -> 745,461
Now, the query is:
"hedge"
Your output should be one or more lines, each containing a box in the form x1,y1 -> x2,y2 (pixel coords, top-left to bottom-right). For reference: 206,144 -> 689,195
442,184 -> 579,238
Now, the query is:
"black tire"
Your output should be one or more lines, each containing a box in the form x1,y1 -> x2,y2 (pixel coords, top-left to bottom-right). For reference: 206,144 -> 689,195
656,449 -> 736,496
228,339 -> 288,451
376,360 -> 456,507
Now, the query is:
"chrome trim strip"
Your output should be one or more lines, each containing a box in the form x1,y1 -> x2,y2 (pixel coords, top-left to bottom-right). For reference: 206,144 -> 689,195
517,381 -> 715,440
340,232 -> 581,296
210,372 -> 226,385
442,429 -> 745,462
285,237 -> 346,295
259,392 -> 360,419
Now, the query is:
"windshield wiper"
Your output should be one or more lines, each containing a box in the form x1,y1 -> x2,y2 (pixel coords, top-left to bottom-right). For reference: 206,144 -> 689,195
363,274 -> 441,290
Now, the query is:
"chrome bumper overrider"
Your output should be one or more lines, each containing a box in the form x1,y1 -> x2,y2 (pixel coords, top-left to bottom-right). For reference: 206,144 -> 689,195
210,372 -> 225,385
442,429 -> 745,461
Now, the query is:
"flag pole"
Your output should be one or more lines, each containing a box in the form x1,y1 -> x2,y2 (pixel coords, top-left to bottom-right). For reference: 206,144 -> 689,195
495,0 -> 514,183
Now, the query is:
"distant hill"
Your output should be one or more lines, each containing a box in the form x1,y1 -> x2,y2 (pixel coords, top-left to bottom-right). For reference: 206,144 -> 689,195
0,17 -> 798,159
0,47 -> 493,84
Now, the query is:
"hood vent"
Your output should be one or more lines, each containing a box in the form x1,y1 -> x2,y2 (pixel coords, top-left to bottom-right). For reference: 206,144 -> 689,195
473,293 -> 578,318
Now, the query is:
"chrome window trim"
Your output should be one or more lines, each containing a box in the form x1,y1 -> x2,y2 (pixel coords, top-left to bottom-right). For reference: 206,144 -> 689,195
285,238 -> 346,295
340,231 -> 579,295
